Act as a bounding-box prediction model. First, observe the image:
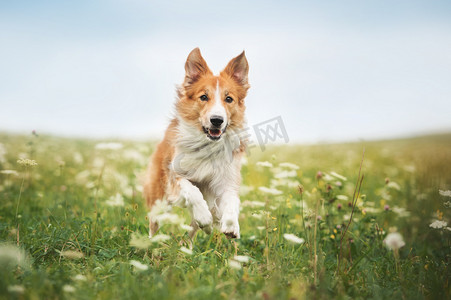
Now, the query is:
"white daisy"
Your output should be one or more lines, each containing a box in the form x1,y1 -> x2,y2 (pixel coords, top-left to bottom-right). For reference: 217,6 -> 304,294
150,234 -> 171,243
429,220 -> 447,229
129,260 -> 148,271
7,285 -> 25,294
283,233 -> 305,244
259,186 -> 283,195
233,255 -> 250,263
330,172 -> 347,181
256,161 -> 273,168
228,259 -> 242,270
63,285 -> 76,293
439,190 -> 451,197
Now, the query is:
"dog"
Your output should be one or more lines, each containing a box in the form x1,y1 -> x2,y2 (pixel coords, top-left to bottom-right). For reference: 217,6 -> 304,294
143,48 -> 250,239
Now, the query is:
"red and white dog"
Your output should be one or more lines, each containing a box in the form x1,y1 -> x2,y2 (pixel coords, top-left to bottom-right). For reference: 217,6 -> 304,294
143,48 -> 249,239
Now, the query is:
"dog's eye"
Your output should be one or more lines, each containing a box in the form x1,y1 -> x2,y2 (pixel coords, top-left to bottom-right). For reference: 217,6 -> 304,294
225,96 -> 234,103
200,95 -> 208,101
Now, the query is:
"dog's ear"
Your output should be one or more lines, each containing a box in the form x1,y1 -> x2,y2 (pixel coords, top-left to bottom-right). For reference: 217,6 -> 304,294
185,48 -> 212,84
222,51 -> 249,86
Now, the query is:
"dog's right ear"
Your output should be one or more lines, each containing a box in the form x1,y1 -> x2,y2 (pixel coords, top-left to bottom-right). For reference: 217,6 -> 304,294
185,48 -> 212,84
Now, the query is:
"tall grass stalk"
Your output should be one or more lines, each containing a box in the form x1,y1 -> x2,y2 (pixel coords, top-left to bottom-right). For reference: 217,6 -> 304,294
15,173 -> 26,220
313,192 -> 320,286
337,149 -> 365,274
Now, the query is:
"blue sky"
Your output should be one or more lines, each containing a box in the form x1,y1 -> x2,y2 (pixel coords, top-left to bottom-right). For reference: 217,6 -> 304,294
1,0 -> 451,143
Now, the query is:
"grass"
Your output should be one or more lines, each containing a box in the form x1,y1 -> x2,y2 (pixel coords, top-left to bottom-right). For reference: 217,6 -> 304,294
0,132 -> 450,299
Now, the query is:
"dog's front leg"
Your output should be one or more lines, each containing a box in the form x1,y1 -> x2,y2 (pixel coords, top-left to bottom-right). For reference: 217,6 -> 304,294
218,191 -> 241,238
176,178 -> 213,234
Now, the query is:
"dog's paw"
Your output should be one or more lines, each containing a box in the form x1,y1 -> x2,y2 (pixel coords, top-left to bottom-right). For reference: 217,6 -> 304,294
193,206 -> 213,234
220,213 -> 240,239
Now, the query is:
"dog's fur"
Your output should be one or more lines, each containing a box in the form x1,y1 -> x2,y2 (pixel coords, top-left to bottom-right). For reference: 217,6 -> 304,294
143,48 -> 250,238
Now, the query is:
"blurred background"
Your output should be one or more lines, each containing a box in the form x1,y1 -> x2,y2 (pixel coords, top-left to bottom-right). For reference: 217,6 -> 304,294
1,0 -> 450,143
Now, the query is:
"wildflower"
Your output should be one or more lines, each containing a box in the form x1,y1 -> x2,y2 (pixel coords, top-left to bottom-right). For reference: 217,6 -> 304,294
444,201 -> 451,208
256,161 -> 273,168
258,186 -> 283,195
317,215 -> 322,220
148,200 -> 171,218
298,185 -> 304,195
95,142 -> 123,150
234,255 -> 250,263
330,234 -> 335,239
330,172 -> 347,181
129,232 -> 152,249
335,181 -> 342,187
337,203 -> 342,210
105,194 -> 125,207
0,170 -> 19,176
153,212 -> 183,225
150,234 -> 171,243
17,158 -> 38,167
384,205 -> 390,211
73,274 -> 87,281
283,233 -> 305,244
439,190 -> 451,197
279,162 -> 299,170
392,206 -> 410,217
273,227 -> 278,231
60,250 -> 84,259
7,285 -> 25,294
336,195 -> 349,201
180,224 -> 194,231
228,259 -> 242,270
316,171 -> 323,180
257,226 -> 265,231
383,232 -> 405,250
73,152 -> 84,164
63,285 -> 76,293
180,247 -> 193,255
429,220 -> 447,229
385,178 -> 390,184
387,182 -> 401,191
129,260 -> 149,271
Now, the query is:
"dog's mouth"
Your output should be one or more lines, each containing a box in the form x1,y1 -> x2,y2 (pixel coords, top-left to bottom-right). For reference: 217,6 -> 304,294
203,126 -> 227,141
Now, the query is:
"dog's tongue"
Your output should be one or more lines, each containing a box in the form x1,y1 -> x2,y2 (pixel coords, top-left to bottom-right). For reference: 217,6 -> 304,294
209,129 -> 222,137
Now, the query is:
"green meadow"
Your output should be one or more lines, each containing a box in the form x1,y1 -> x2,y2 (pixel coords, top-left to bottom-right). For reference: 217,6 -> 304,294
0,132 -> 450,299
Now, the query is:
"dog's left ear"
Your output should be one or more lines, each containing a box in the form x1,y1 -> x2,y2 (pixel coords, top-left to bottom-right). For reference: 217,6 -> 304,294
222,51 -> 249,86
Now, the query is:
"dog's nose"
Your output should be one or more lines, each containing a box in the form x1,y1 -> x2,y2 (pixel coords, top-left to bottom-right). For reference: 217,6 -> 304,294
210,115 -> 224,127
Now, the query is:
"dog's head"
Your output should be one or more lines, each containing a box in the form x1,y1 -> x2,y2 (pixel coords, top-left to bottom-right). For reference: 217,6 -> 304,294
176,48 -> 250,141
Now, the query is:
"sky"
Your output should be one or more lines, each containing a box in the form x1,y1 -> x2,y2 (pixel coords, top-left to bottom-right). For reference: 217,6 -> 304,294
1,0 -> 451,143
